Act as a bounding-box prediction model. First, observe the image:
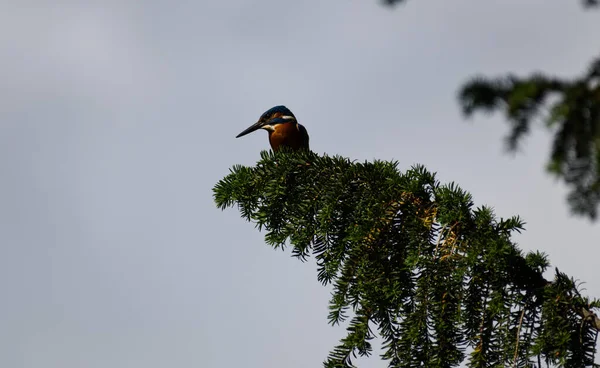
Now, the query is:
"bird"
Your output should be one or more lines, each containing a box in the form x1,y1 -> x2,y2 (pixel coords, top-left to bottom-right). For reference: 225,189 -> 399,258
235,105 -> 310,151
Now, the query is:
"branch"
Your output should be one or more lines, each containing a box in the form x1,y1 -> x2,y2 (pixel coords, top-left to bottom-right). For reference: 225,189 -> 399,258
214,151 -> 600,366
578,304 -> 600,330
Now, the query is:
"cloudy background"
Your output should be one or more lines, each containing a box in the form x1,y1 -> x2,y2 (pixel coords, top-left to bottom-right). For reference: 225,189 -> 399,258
1,1 -> 599,367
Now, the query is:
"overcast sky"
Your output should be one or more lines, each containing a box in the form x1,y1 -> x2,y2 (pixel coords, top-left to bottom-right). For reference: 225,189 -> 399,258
1,1 -> 599,367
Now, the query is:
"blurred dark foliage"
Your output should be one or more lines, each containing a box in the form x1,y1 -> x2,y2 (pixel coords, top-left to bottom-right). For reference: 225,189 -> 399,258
383,0 -> 600,220
459,57 -> 600,219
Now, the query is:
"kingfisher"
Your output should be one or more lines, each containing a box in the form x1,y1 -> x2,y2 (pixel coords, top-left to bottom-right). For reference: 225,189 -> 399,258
236,105 -> 310,151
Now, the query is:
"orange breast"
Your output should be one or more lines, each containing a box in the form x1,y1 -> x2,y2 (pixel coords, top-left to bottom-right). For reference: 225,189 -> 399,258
269,122 -> 309,151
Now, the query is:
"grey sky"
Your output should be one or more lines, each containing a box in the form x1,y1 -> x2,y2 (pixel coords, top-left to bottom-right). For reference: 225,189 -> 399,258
1,1 -> 599,367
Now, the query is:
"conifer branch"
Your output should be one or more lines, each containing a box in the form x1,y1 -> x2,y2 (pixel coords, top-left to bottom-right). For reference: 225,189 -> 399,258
214,151 -> 600,367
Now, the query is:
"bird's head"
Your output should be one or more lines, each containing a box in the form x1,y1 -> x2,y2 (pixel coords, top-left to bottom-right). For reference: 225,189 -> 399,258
236,105 -> 297,138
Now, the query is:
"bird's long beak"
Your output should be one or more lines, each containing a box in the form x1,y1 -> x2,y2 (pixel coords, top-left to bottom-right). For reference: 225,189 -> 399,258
235,121 -> 264,138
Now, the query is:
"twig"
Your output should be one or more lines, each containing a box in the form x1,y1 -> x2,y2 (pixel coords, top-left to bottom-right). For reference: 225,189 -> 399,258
513,306 -> 526,367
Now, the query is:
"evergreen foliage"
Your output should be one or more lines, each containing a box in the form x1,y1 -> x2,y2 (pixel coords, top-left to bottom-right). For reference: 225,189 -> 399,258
382,0 -> 599,219
213,150 -> 600,367
459,57 -> 600,220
